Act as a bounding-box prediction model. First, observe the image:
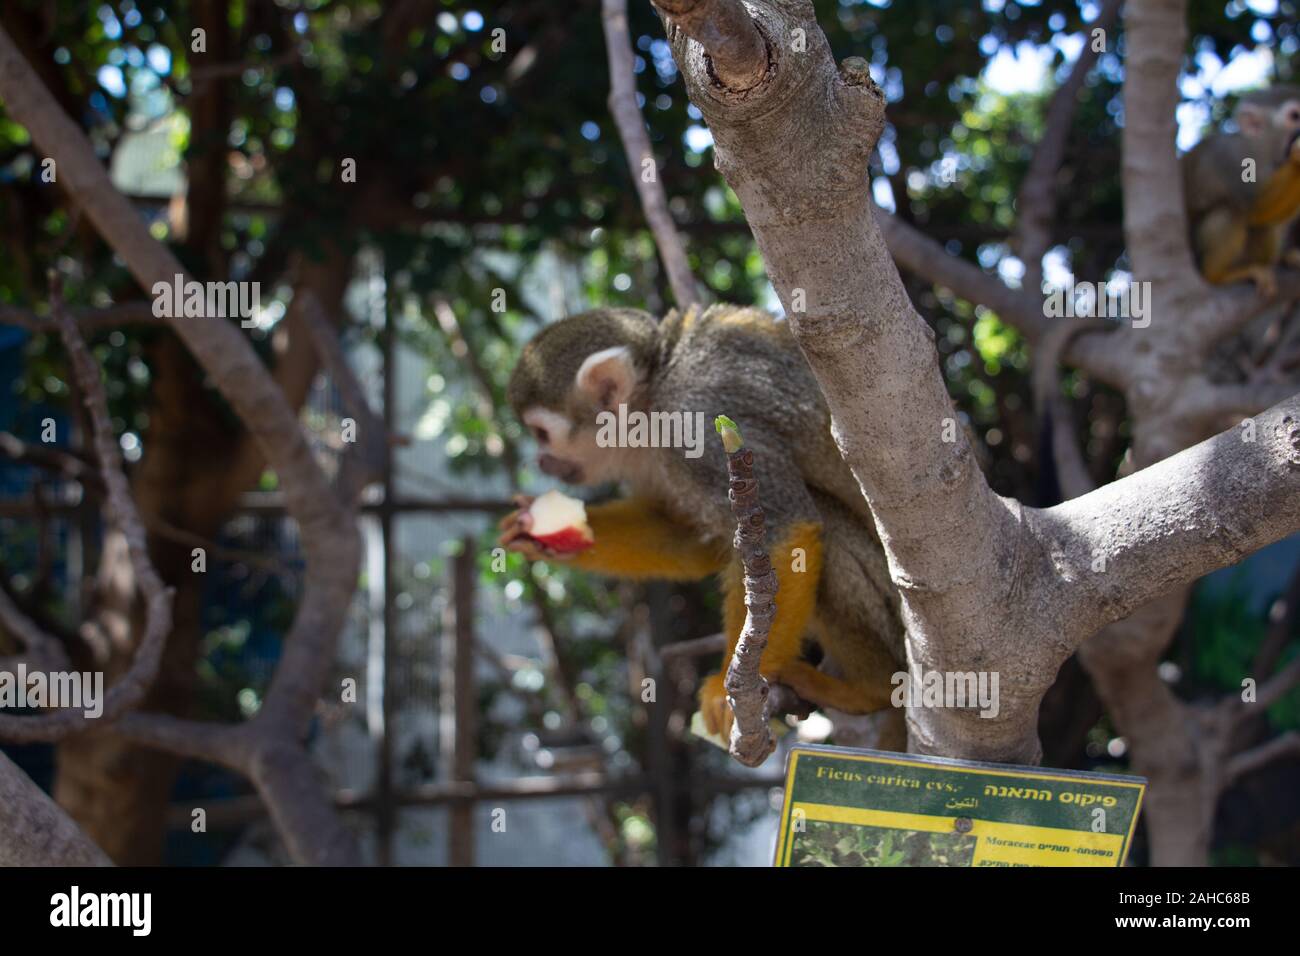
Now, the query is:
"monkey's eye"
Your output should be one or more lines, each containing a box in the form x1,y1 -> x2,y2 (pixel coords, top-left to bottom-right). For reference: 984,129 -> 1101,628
531,426 -> 549,444
1287,106 -> 1300,124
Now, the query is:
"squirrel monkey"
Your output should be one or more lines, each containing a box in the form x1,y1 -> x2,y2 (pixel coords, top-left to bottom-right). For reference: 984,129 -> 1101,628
500,305 -> 904,741
1183,86 -> 1300,296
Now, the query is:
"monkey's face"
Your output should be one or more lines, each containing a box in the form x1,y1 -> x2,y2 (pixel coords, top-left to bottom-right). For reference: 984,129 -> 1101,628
521,405 -> 622,486
1275,100 -> 1300,158
510,333 -> 648,488
1237,93 -> 1300,159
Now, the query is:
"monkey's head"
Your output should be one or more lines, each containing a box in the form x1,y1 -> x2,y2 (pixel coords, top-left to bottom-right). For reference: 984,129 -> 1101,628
1235,85 -> 1300,158
507,309 -> 660,486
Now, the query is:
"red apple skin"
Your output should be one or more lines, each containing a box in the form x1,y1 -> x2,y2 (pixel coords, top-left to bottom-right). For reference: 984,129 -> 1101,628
530,525 -> 594,554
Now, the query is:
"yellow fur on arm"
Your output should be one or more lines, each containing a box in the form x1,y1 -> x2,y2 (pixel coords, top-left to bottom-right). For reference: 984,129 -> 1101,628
1249,163 -> 1300,226
566,498 -> 727,580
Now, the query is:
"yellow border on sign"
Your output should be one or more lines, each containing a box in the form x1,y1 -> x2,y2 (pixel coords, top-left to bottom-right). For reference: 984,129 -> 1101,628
780,801 -> 1126,866
774,748 -> 1146,867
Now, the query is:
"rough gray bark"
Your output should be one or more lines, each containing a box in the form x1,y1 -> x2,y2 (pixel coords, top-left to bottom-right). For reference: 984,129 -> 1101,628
654,0 -> 1300,790
717,419 -> 777,765
0,751 -> 111,866
663,0 -> 1300,864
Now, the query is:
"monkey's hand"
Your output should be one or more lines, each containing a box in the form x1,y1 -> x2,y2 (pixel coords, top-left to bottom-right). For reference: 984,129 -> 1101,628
1250,265 -> 1280,298
497,495 -> 573,562
699,672 -> 734,740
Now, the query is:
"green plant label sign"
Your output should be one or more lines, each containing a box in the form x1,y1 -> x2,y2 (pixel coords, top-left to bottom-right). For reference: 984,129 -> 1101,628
774,745 -> 1146,867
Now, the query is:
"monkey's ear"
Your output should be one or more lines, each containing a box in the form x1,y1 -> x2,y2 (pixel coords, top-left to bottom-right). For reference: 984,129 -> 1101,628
576,346 -> 639,409
1236,100 -> 1270,137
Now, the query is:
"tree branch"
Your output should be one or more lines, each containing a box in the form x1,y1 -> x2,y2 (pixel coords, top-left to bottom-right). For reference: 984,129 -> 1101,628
1225,731 -> 1300,785
0,585 -> 69,671
0,278 -> 173,743
1031,319 -> 1114,500
878,211 -> 1131,389
1041,393 -> 1300,636
715,417 -> 776,766
0,23 -> 361,862
652,0 -> 769,92
1121,0 -> 1199,290
298,288 -> 389,502
0,302 -> 162,332
0,750 -> 111,866
1015,0 -> 1121,290
1256,653 -> 1300,711
603,0 -> 701,308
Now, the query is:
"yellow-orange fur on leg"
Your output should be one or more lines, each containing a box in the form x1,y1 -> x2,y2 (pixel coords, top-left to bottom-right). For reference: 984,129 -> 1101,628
699,522 -> 823,739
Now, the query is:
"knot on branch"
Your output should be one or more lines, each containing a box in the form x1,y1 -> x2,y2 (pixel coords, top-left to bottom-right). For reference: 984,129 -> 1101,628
746,568 -> 779,606
729,474 -> 758,498
937,440 -> 974,487
1282,415 -> 1300,468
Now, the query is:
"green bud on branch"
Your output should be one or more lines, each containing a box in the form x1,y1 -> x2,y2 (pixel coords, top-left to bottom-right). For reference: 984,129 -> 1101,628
715,414 -> 744,454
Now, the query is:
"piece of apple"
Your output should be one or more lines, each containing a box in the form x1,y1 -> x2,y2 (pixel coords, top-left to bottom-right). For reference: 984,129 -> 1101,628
526,490 -> 595,554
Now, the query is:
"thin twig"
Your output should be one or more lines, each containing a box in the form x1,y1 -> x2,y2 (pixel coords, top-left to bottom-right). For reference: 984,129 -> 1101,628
602,0 -> 701,308
298,288 -> 389,502
1226,731 -> 1300,785
1031,318 -> 1115,501
715,416 -> 776,766
660,631 -> 726,660
0,276 -> 174,743
0,586 -> 69,671
0,302 -> 162,333
1014,0 -> 1121,290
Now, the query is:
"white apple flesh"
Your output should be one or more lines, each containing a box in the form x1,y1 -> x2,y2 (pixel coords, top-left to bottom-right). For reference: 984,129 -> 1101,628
526,490 -> 595,554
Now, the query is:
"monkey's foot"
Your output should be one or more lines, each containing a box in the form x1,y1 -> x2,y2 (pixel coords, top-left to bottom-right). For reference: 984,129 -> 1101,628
698,672 -> 734,741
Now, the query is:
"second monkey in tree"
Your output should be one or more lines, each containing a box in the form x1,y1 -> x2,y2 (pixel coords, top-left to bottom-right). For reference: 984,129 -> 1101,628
501,305 -> 905,741
1183,85 -> 1300,295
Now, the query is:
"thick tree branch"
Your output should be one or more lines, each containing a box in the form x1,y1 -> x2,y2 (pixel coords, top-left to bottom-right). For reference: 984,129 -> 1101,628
661,0 -> 1300,770
0,751 -> 111,866
1121,0 -> 1199,291
664,1 -> 1013,621
1041,393 -> 1300,636
603,0 -> 700,307
652,0 -> 768,92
